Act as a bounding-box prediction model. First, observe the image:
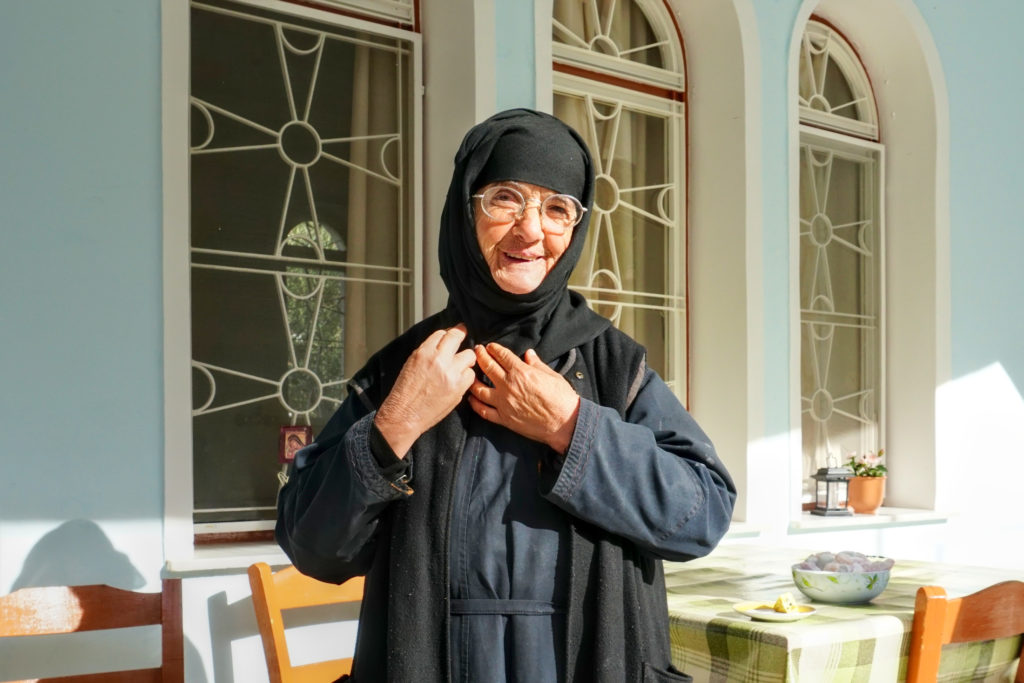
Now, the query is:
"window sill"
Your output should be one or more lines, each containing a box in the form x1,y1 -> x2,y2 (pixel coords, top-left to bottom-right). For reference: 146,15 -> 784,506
724,520 -> 763,539
789,506 -> 948,533
164,542 -> 290,577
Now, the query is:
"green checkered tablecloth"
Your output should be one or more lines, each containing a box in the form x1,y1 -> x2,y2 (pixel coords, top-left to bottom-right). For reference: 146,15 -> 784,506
664,545 -> 1022,682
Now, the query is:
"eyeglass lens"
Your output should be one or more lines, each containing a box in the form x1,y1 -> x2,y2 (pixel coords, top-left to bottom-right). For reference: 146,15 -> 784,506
480,186 -> 582,232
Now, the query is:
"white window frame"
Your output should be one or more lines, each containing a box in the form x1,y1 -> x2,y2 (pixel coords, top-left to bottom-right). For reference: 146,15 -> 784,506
795,18 -> 884,501
551,0 -> 689,399
161,0 -> 422,564
797,126 -> 885,488
789,2 -> 952,527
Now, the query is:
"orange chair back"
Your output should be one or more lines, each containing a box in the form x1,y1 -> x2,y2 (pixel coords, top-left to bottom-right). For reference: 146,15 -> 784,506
248,563 -> 364,683
907,580 -> 1024,683
0,578 -> 183,683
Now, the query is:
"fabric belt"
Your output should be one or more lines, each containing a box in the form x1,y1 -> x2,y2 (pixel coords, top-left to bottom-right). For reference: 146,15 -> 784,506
449,598 -> 566,616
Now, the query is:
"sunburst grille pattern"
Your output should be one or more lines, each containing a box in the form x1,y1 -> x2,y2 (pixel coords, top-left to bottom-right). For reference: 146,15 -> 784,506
799,139 -> 881,478
189,0 -> 413,523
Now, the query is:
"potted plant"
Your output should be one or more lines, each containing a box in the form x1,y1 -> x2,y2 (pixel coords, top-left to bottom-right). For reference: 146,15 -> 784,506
846,449 -> 887,514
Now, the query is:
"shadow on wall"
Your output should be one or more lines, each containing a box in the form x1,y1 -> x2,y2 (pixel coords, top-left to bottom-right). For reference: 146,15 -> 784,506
1,519 -> 208,683
11,519 -> 145,591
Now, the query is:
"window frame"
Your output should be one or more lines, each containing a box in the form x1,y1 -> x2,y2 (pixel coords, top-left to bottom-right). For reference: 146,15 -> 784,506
551,0 -> 689,401
795,17 -> 884,502
161,0 -> 423,560
797,125 -> 886,493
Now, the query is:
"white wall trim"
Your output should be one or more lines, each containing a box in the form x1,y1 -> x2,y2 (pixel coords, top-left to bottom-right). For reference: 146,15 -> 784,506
162,0 -> 425,565
788,0 -> 950,512
669,0 -> 763,524
161,0 -> 195,564
534,0 -> 554,113
420,0 -> 497,315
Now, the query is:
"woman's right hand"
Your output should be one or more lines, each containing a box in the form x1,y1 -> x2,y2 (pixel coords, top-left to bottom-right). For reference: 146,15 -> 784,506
373,324 -> 477,457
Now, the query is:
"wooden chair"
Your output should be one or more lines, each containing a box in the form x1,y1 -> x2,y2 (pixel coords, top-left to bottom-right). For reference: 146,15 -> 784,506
907,580 -> 1024,683
0,578 -> 183,683
248,563 -> 364,683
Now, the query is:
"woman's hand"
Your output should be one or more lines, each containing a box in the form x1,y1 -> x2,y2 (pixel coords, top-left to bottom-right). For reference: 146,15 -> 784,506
468,343 -> 580,454
374,324 -> 477,458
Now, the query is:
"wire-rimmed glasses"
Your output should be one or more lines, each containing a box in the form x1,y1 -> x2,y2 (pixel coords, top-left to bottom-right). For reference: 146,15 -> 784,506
471,185 -> 586,235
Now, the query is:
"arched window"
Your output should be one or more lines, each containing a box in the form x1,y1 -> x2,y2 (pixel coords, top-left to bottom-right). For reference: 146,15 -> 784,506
552,0 -> 688,397
185,0 -> 419,533
797,19 -> 884,495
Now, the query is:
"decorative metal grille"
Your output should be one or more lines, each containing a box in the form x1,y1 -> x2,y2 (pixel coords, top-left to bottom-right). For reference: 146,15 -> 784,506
553,0 -> 684,90
189,0 -> 415,524
553,0 -> 687,396
799,139 -> 881,481
797,21 -> 883,496
798,20 -> 878,140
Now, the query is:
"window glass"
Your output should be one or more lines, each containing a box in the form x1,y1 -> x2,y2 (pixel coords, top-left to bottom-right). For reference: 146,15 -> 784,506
799,141 -> 881,477
190,0 -> 415,525
798,20 -> 877,139
797,19 -> 882,496
552,0 -> 687,396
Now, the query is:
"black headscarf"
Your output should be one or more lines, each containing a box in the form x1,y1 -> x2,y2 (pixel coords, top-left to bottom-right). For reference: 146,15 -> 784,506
438,108 -> 610,361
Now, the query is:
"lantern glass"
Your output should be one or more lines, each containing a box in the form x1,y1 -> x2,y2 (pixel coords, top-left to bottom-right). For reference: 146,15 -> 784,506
811,466 -> 853,516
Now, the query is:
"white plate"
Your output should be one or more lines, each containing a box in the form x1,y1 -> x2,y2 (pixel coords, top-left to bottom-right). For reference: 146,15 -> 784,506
733,601 -> 817,622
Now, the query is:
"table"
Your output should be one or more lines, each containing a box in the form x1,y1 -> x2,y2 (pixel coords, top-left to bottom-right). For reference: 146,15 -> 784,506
664,544 -> 1021,682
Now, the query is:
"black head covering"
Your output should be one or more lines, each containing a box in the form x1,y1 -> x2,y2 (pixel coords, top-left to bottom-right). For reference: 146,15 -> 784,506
438,108 -> 610,361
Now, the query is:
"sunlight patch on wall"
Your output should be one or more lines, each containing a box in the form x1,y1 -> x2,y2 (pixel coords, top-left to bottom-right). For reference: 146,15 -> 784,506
935,362 -> 1024,568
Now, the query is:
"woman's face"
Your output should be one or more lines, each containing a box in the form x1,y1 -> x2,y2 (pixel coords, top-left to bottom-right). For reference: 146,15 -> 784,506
474,181 -> 575,295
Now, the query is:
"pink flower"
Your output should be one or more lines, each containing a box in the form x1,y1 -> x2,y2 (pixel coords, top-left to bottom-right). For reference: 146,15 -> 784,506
857,452 -> 882,467
847,449 -> 887,477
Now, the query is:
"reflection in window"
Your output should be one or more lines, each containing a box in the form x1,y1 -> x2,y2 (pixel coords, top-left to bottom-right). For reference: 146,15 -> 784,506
189,0 -> 415,527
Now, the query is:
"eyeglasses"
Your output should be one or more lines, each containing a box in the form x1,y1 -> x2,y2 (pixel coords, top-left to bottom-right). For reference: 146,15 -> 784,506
471,185 -> 586,235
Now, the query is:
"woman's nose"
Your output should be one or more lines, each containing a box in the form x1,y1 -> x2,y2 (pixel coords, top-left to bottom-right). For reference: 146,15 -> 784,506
512,202 -> 545,240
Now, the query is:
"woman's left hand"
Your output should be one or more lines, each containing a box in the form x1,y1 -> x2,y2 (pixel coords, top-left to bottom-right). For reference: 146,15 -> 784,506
468,343 -> 580,453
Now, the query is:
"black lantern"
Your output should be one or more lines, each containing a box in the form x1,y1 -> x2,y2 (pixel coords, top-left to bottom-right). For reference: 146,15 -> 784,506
811,460 -> 854,516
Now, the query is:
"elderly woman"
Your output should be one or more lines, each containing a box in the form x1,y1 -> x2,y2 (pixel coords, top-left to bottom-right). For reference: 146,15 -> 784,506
276,109 -> 736,683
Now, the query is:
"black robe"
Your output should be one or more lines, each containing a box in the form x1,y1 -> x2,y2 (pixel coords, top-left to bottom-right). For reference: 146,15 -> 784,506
276,311 -> 735,681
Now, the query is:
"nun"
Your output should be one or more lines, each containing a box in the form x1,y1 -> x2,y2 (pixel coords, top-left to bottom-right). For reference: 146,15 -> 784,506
276,108 -> 736,683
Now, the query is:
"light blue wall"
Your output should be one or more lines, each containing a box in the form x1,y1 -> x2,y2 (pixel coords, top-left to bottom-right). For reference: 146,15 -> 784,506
916,0 -> 1024,385
0,0 -> 164,533
749,1 -> 803,434
494,0 -> 536,110
2,0 -> 1023,584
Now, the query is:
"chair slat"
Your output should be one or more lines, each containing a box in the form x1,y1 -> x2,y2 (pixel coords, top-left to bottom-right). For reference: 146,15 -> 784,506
248,562 -> 363,683
907,580 -> 1024,683
0,585 -> 161,637
0,579 -> 182,683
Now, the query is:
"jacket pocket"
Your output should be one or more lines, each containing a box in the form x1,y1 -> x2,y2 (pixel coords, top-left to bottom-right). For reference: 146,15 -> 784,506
643,661 -> 693,682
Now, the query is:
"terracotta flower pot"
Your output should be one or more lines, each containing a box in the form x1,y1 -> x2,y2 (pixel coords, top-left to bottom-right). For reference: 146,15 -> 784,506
848,476 -> 886,514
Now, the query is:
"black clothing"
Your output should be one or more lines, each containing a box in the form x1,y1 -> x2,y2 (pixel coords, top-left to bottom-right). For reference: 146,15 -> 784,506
276,109 -> 736,682
439,109 -> 608,360
276,316 -> 736,682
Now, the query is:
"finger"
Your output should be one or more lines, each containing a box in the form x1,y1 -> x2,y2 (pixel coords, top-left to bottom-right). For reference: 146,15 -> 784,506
467,394 -> 500,424
524,349 -> 545,367
423,327 -> 449,350
436,324 -> 468,354
485,342 -> 524,371
524,349 -> 557,375
475,345 -> 506,383
458,366 -> 477,391
453,347 -> 478,369
469,380 -> 496,406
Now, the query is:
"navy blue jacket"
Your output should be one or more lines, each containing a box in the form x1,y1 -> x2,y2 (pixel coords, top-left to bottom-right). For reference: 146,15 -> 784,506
277,319 -> 736,682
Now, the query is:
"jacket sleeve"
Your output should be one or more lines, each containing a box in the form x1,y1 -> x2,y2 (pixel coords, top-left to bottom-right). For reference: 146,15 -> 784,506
275,391 -> 411,584
542,368 -> 736,562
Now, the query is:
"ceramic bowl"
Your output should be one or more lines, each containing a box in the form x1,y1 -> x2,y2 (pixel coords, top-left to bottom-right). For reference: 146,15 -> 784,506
791,562 -> 891,604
